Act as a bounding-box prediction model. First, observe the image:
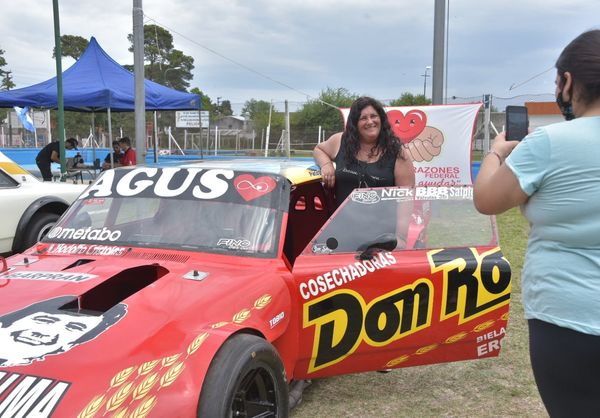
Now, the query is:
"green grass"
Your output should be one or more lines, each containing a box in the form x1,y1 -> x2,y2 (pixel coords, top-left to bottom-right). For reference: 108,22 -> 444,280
291,208 -> 546,418
426,201 -> 492,248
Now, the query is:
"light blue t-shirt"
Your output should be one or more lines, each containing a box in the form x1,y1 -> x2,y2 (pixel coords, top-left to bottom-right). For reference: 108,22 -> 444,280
505,116 -> 600,335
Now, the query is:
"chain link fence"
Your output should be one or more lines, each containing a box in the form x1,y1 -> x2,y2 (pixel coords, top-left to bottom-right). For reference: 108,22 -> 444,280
1,93 -> 556,156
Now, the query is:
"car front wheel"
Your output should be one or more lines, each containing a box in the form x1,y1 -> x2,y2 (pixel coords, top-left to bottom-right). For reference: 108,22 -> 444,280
198,333 -> 289,418
21,212 -> 60,251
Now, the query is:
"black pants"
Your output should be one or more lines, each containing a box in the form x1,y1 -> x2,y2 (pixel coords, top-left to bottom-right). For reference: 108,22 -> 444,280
528,319 -> 600,417
36,159 -> 53,181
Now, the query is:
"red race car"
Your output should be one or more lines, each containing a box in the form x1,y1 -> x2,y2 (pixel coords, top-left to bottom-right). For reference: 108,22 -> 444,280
0,161 -> 511,417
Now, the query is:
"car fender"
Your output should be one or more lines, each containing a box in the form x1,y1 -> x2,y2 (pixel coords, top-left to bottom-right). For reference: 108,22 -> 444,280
69,327 -> 237,418
11,196 -> 69,252
190,292 -> 294,393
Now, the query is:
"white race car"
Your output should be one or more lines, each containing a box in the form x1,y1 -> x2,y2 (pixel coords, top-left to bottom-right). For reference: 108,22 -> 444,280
0,151 -> 87,255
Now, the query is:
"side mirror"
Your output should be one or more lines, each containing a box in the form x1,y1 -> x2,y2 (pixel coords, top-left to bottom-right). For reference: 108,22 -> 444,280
0,256 -> 7,273
357,233 -> 397,260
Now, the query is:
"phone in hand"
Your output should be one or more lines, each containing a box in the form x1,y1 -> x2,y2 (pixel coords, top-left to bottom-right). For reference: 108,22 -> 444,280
505,105 -> 529,141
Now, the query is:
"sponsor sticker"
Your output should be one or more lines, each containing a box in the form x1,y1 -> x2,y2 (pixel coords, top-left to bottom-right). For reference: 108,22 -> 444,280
380,188 -> 414,201
234,174 -> 276,201
0,270 -> 97,283
46,243 -> 129,256
350,190 -> 380,204
269,312 -> 285,328
416,187 -> 450,200
299,251 -> 397,300
312,243 -> 332,254
78,167 -> 235,201
414,186 -> 472,200
47,227 -> 122,242
0,372 -> 70,418
82,198 -> 105,205
217,238 -> 251,250
301,247 -> 511,373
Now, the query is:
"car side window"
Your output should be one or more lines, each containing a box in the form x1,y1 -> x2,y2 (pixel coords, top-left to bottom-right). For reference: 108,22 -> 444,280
0,170 -> 19,188
311,192 -> 399,254
308,187 -> 497,255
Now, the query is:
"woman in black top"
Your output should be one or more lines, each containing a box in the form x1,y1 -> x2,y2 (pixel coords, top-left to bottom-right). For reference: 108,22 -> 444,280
313,96 -> 415,208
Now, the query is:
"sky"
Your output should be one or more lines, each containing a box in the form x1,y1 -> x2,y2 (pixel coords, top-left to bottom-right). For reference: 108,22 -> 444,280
0,0 -> 599,114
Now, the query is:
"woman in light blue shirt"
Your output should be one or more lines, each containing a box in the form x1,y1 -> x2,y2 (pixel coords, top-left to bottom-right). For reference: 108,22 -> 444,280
474,30 -> 600,417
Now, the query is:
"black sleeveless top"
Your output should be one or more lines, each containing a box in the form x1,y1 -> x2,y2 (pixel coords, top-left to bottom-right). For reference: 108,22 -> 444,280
334,140 -> 396,208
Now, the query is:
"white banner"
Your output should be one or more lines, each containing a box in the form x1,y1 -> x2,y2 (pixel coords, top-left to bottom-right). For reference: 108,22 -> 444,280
175,111 -> 209,128
339,103 -> 481,186
9,110 -> 49,129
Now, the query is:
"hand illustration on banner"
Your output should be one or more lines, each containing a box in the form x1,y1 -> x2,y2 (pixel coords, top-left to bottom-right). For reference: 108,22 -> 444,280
401,126 -> 444,162
387,110 -> 445,162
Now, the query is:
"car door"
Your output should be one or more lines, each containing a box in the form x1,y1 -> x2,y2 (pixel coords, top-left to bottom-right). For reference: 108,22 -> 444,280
290,186 -> 511,379
0,169 -> 26,253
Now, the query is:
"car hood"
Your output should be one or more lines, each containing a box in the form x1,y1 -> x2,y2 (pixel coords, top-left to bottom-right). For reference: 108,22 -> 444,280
15,173 -> 88,195
0,246 -> 290,417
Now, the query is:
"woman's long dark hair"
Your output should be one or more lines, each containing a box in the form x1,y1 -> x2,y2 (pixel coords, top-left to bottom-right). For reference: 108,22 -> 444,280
556,30 -> 600,106
341,96 -> 404,166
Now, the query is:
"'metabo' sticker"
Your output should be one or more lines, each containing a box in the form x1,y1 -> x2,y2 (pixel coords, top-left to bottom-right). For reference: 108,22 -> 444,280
47,227 -> 121,242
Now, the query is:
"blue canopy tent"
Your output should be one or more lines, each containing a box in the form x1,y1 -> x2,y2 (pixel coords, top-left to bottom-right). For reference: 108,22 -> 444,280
0,37 -> 202,162
0,37 -> 200,111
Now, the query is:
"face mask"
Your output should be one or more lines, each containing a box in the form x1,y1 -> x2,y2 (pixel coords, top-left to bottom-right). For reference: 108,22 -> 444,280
556,92 -> 575,121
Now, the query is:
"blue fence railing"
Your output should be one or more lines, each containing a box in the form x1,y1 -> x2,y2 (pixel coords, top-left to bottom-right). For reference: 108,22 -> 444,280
1,147 -> 482,180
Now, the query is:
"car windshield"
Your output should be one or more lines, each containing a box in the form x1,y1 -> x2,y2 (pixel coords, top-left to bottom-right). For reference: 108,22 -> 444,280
309,186 -> 497,254
43,167 -> 287,257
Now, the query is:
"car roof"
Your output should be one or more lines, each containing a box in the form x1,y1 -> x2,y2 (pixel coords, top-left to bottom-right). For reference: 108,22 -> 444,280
143,158 -> 321,186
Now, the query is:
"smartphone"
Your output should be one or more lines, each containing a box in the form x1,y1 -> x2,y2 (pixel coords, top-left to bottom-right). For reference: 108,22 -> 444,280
505,105 -> 529,141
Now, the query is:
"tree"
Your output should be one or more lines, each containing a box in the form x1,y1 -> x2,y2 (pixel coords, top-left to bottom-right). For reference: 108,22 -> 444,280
0,47 -> 15,90
389,92 -> 431,106
0,47 -> 6,70
0,47 -> 14,128
1,71 -> 15,90
190,87 -> 214,114
295,87 -> 358,136
242,99 -> 273,132
217,100 -> 233,117
127,24 -> 194,91
52,35 -> 89,60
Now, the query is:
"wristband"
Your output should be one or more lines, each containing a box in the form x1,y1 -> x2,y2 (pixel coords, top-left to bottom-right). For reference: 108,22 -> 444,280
487,150 -> 504,164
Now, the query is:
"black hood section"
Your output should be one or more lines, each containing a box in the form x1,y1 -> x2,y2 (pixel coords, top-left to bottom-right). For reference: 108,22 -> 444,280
67,264 -> 169,313
62,259 -> 95,270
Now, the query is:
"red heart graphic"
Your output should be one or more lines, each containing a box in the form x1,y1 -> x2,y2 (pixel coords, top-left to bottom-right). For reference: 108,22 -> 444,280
234,174 -> 277,201
387,109 -> 427,143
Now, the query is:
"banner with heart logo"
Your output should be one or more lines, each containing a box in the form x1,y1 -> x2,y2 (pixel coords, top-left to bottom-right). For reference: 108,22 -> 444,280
339,103 -> 481,186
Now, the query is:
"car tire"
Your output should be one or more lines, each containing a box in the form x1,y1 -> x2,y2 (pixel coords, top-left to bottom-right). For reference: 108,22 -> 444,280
197,333 -> 289,418
21,212 -> 60,251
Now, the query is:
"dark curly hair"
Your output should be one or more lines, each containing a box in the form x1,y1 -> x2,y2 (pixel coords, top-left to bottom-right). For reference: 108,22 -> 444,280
556,29 -> 600,106
341,96 -> 404,166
